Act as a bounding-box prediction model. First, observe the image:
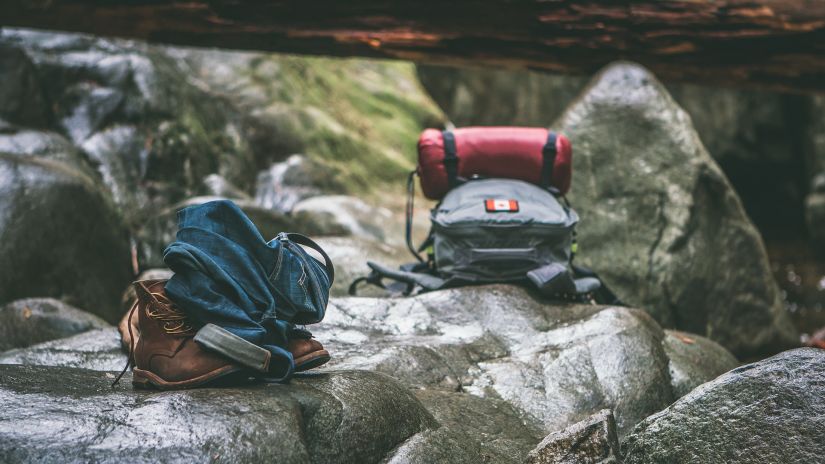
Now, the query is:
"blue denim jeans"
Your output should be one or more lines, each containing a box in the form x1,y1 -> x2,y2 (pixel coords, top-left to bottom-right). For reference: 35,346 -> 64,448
163,200 -> 331,381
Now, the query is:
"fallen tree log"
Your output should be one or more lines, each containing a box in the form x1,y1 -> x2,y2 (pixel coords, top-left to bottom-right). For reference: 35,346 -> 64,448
2,1 -> 825,93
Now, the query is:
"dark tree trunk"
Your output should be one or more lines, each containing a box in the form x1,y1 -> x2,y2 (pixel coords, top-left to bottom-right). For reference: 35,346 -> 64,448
2,0 -> 825,93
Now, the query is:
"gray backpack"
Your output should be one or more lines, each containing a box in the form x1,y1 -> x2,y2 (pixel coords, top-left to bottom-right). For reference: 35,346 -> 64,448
350,178 -> 621,303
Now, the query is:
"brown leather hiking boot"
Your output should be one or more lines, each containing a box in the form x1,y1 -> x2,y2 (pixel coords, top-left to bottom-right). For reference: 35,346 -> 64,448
290,336 -> 331,372
116,280 -> 331,380
124,279 -> 245,390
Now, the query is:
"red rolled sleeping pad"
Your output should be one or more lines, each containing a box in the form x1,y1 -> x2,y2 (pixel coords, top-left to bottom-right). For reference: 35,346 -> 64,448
417,127 -> 572,200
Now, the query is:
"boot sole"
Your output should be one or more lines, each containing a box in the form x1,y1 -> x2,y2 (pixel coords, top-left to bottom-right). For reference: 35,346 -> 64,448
132,365 -> 245,390
294,350 -> 331,372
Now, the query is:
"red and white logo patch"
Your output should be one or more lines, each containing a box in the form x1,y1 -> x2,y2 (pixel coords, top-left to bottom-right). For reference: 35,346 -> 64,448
485,199 -> 519,213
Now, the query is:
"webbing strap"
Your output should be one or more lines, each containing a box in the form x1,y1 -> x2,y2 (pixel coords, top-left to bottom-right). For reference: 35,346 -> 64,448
348,261 -> 446,296
406,170 -> 424,263
366,261 -> 446,291
541,131 -> 557,188
442,130 -> 459,189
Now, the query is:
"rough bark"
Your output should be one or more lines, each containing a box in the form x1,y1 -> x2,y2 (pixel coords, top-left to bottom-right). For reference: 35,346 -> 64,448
2,1 -> 825,93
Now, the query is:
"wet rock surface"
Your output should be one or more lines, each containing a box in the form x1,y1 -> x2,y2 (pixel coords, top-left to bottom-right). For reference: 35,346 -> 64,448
0,365 -> 437,464
622,348 -> 825,464
0,298 -> 109,351
526,409 -> 620,464
318,286 -> 675,437
1,286 -> 736,446
0,328 -> 123,371
555,63 -> 797,357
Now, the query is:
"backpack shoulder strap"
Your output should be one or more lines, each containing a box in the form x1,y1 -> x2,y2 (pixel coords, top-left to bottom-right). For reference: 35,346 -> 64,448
349,261 -> 447,296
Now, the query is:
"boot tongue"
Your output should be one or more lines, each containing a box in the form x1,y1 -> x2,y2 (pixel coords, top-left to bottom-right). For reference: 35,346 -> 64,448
148,291 -> 195,337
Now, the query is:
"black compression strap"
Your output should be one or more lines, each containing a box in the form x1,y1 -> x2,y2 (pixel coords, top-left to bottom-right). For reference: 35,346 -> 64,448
406,170 -> 424,263
442,130 -> 459,189
541,131 -> 557,188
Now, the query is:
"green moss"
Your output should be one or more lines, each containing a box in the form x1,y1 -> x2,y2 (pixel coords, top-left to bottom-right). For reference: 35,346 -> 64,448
233,54 -> 445,195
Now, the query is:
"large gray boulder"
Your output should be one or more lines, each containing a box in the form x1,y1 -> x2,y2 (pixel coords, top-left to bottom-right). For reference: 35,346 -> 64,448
0,298 -> 109,351
0,328 -> 125,371
0,154 -> 132,322
2,286 -> 736,441
622,348 -> 825,464
555,62 -> 797,357
319,288 -> 672,437
0,365 -> 439,464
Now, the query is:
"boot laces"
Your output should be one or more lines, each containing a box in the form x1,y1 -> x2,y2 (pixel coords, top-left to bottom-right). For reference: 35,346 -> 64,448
112,298 -> 139,388
111,289 -> 194,388
145,291 -> 195,336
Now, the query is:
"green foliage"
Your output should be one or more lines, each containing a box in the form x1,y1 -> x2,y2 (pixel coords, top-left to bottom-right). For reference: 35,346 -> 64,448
232,54 -> 445,194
